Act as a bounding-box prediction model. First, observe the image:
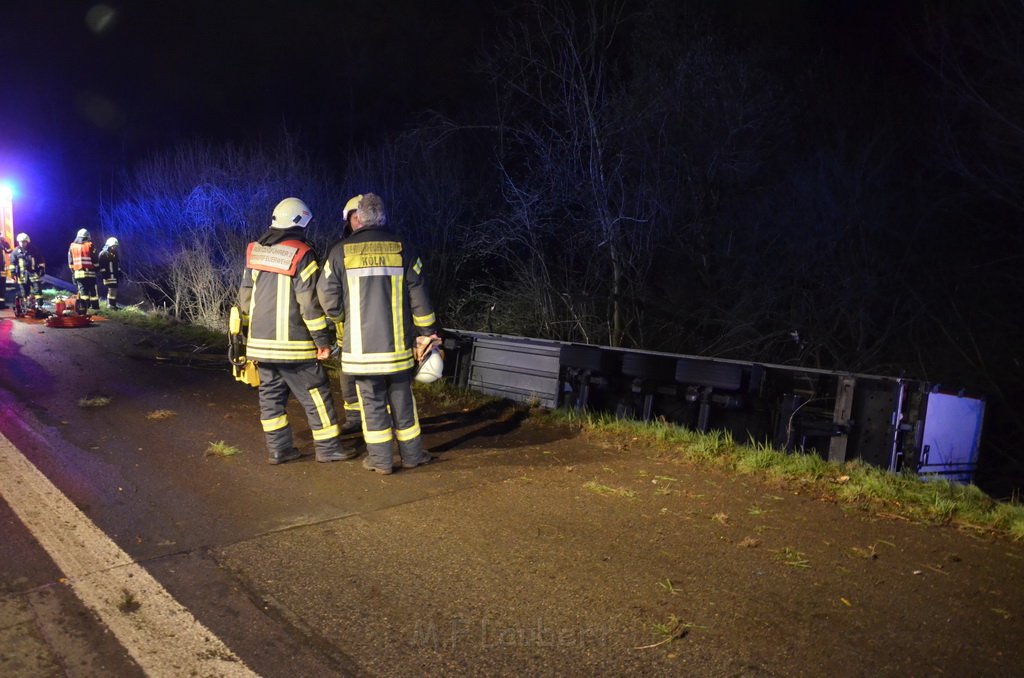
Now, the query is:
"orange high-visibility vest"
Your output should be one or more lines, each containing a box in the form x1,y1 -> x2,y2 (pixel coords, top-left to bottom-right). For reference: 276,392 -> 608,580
69,241 -> 96,270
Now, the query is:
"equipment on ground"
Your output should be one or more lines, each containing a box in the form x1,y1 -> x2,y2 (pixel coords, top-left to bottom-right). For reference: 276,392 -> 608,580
228,305 -> 259,387
44,295 -> 93,327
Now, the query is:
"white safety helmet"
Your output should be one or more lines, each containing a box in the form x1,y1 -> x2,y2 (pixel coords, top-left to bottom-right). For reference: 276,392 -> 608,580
343,194 -> 363,221
271,197 -> 312,229
414,345 -> 445,384
105,237 -> 119,248
16,232 -> 29,244
77,228 -> 91,239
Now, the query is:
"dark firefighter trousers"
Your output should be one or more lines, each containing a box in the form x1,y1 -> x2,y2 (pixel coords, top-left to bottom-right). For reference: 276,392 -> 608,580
340,370 -> 361,430
16,273 -> 41,299
74,273 -> 100,311
355,371 -> 427,471
257,361 -> 343,459
101,275 -> 118,307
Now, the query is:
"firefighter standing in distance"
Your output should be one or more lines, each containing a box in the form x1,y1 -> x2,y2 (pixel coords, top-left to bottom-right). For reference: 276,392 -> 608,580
11,233 -> 45,301
98,237 -> 121,309
238,197 -> 357,465
317,193 -> 439,475
68,228 -> 99,314
0,236 -> 10,309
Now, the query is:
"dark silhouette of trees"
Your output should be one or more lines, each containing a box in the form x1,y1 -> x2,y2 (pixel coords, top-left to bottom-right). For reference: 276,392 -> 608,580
99,0 -> 1024,494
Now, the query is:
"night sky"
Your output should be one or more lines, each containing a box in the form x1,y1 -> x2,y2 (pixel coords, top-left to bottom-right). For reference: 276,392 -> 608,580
2,0 -> 498,250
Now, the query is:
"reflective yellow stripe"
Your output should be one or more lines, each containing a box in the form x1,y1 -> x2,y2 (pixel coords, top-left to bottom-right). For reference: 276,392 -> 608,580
395,422 -> 421,441
304,315 -> 327,332
343,401 -> 362,412
396,395 -> 420,441
276,274 -> 290,340
348,275 -> 362,355
247,350 -> 318,361
312,424 -> 340,440
393,273 -> 404,353
299,259 -> 318,282
341,350 -> 414,375
344,241 -> 402,256
413,312 -> 436,327
344,253 -> 403,269
310,387 -> 331,429
247,271 -> 259,328
247,338 -> 316,349
364,428 -> 393,444
261,415 -> 288,432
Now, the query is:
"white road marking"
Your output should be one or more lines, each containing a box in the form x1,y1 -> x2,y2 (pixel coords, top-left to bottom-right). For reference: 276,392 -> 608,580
0,432 -> 258,677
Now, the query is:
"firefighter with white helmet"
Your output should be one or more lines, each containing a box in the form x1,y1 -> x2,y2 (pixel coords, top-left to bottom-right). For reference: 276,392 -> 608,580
11,232 -> 45,301
238,197 -> 356,465
68,228 -> 99,314
317,193 -> 440,474
98,236 -> 121,309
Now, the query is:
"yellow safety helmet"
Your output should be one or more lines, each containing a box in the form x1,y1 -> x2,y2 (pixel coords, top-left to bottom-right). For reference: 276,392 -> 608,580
343,194 -> 363,222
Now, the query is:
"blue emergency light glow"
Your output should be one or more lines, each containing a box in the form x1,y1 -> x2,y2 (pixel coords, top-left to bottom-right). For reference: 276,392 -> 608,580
0,183 -> 14,201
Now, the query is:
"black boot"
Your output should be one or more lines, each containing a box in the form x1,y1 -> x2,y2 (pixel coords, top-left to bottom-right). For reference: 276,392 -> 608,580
268,448 -> 301,465
316,447 -> 359,462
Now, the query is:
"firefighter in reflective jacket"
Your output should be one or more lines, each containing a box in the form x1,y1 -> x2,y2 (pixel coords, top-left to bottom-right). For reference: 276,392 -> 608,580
11,233 -> 45,300
317,193 -> 438,474
238,197 -> 356,465
98,237 -> 121,309
68,228 -> 99,313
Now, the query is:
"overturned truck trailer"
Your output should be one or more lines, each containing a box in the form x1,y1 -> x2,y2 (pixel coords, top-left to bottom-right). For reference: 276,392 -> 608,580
440,330 -> 986,484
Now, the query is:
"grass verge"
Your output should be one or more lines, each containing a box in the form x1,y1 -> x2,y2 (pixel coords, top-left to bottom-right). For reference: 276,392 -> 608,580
101,306 -> 224,350
553,409 -> 1024,540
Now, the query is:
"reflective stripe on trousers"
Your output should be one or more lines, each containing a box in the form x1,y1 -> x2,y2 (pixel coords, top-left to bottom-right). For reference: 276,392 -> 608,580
354,371 -> 425,470
257,361 -> 341,457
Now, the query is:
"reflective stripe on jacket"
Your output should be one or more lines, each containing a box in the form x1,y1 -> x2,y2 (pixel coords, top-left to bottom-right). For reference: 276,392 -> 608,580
238,233 -> 330,363
68,240 -> 97,279
98,247 -> 120,281
12,246 -> 43,280
317,226 -> 436,376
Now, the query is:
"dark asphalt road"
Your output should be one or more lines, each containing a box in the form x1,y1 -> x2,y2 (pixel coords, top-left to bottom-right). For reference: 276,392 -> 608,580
3,309 -> 1024,678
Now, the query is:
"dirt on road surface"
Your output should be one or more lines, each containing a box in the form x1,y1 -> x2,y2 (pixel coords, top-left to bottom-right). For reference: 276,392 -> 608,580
1,310 -> 1022,677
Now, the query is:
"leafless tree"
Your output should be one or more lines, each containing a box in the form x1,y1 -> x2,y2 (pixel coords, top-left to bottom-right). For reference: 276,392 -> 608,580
481,0 -> 656,346
101,136 -> 344,328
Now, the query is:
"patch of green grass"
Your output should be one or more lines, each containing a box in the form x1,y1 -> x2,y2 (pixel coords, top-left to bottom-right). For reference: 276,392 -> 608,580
557,409 -> 1024,540
78,395 -> 111,408
657,578 -> 679,595
776,547 -> 811,569
145,409 -> 177,420
104,306 -> 223,349
583,480 -> 637,499
634,614 -> 706,649
413,379 -> 503,411
206,441 -> 240,457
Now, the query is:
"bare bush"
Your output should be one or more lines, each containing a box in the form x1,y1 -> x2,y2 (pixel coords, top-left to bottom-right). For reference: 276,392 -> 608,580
101,135 -> 345,327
